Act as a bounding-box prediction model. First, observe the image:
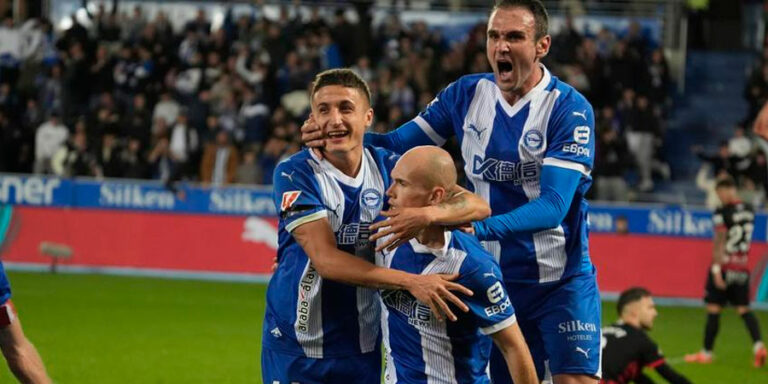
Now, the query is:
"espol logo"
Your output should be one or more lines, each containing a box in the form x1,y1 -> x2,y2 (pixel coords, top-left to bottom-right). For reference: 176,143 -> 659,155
573,126 -> 590,144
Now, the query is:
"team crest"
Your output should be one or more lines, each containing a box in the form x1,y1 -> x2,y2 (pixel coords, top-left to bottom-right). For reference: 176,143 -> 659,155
523,130 -> 543,150
360,188 -> 383,210
281,191 -> 302,211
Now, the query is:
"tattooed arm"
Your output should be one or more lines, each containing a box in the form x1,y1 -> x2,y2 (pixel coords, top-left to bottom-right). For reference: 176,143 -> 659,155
370,185 -> 490,252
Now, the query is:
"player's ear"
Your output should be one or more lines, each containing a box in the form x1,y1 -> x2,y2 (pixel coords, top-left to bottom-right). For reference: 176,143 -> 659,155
535,35 -> 551,60
429,187 -> 446,205
365,107 -> 374,127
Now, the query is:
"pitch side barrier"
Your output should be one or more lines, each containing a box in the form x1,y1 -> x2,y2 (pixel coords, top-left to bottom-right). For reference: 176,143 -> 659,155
0,174 -> 766,304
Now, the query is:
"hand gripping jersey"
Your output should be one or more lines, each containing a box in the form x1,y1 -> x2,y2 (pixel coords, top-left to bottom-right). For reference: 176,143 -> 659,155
377,65 -> 595,284
263,145 -> 399,359
600,322 -> 665,384
713,201 -> 754,271
377,230 -> 516,384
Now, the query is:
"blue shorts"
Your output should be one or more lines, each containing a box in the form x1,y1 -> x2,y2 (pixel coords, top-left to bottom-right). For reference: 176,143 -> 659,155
490,271 -> 602,382
261,348 -> 380,384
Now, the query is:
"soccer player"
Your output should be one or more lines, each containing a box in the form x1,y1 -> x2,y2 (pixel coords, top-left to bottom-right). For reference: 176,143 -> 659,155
0,205 -> 52,383
601,287 -> 691,384
304,1 -> 601,382
684,178 -> 767,367
379,145 -> 538,384
263,69 -> 491,383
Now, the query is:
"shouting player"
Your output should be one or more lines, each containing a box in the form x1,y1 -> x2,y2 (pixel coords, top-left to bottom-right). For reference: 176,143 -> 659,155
305,1 -> 601,382
378,145 -> 538,384
263,69 -> 490,383
601,287 -> 691,384
685,178 -> 767,367
0,205 -> 51,383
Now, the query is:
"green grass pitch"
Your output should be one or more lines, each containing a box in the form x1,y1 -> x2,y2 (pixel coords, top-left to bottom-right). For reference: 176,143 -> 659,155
2,271 -> 768,383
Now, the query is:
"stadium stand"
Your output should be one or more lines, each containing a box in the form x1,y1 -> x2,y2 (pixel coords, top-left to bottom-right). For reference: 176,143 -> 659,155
0,0 -> 676,200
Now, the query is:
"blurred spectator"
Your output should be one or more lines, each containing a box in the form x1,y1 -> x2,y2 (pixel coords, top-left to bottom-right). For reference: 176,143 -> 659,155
236,149 -> 262,185
51,131 -> 100,177
625,95 -> 662,192
594,128 -> 633,201
148,137 -> 177,182
120,137 -> 149,179
168,112 -> 199,176
694,141 -> 737,180
34,112 -> 68,174
200,130 -> 239,186
98,132 -> 122,178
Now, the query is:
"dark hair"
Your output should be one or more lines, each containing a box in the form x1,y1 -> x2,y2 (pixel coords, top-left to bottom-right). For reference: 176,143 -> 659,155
310,68 -> 371,105
715,177 -> 736,189
617,287 -> 651,315
493,0 -> 549,40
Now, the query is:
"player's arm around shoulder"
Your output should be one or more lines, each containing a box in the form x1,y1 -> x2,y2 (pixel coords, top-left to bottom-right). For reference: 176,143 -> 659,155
291,219 -> 473,321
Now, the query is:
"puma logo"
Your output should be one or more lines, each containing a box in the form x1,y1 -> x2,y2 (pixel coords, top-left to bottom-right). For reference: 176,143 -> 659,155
575,347 -> 590,359
572,110 -> 587,120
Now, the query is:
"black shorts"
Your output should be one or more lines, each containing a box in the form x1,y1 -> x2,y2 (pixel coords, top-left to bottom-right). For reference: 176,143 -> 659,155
704,269 -> 750,307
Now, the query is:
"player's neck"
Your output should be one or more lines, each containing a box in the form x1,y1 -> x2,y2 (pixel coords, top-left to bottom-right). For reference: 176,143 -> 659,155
500,64 -> 544,106
621,316 -> 641,329
324,147 -> 363,178
416,226 -> 445,249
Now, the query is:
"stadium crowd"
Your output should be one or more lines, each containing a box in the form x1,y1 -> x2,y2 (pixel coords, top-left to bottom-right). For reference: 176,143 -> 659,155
0,3 -> 671,194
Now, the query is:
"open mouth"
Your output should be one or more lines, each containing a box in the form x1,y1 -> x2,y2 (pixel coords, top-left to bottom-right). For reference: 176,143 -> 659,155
497,60 -> 513,80
326,131 -> 350,139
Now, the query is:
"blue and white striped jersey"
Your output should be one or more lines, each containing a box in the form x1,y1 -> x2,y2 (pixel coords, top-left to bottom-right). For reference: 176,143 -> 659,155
377,230 -> 516,384
411,66 -> 595,284
262,145 -> 399,358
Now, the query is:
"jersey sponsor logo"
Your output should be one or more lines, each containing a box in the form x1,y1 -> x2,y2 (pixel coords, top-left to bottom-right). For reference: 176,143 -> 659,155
484,297 -> 512,317
472,155 -> 538,184
558,320 -> 598,341
361,188 -> 383,210
486,281 -> 505,304
523,130 -> 544,150
573,126 -> 590,144
336,222 -> 372,246
382,290 -> 433,327
280,191 -> 302,211
468,123 -> 487,139
270,327 -> 282,338
296,264 -> 319,334
562,143 -> 591,157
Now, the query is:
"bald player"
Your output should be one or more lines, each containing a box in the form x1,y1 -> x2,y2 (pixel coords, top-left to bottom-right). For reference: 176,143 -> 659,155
376,146 -> 538,384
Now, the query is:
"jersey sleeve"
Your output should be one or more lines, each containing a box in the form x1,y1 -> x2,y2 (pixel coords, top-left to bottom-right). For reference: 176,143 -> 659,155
272,159 -> 327,233
543,96 -> 595,175
458,247 -> 516,335
639,333 -> 665,368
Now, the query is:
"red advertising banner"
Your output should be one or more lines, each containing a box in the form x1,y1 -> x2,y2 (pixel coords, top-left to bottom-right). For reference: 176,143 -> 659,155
3,207 -> 278,275
5,207 -> 767,299
591,233 -> 768,298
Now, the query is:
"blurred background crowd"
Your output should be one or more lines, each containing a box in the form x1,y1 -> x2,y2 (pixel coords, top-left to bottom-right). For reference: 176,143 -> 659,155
0,0 -> 766,208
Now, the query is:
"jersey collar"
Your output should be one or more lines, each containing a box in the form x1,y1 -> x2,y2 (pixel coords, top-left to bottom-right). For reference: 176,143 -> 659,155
497,63 -> 552,117
309,148 -> 368,188
408,230 -> 452,260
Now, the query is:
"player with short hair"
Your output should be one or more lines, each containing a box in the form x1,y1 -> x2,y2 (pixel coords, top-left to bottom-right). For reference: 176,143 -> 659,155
0,205 -> 52,383
684,178 -> 767,367
263,69 -> 490,383
304,1 -> 602,383
600,287 -> 691,384
378,145 -> 538,384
